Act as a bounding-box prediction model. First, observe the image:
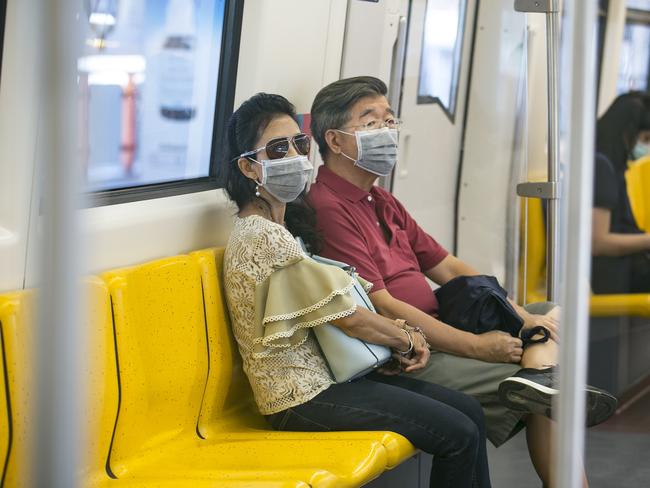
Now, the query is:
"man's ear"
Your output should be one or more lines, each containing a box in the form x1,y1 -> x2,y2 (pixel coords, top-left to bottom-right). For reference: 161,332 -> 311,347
237,157 -> 258,180
324,129 -> 344,155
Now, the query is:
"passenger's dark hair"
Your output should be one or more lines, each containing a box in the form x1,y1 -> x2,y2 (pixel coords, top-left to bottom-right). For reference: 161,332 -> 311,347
285,195 -> 323,254
310,76 -> 388,160
220,93 -> 298,210
597,91 -> 650,172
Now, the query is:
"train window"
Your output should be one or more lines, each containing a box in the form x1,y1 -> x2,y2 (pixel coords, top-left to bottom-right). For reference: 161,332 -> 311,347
617,2 -> 650,94
417,0 -> 467,120
79,0 -> 243,205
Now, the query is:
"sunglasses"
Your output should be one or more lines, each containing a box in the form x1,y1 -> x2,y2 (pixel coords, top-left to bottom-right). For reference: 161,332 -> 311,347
239,133 -> 311,161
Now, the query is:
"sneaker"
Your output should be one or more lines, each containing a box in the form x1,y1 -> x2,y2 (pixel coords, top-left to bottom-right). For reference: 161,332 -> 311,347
498,367 -> 618,427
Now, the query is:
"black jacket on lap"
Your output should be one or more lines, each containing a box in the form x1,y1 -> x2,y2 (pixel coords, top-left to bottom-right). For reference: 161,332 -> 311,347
435,275 -> 523,337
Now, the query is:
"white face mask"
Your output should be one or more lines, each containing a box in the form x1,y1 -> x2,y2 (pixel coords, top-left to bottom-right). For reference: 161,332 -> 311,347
251,155 -> 313,203
631,141 -> 650,160
337,127 -> 399,176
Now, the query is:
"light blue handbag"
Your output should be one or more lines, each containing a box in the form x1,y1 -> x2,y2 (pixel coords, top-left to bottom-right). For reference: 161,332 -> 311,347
297,240 -> 392,382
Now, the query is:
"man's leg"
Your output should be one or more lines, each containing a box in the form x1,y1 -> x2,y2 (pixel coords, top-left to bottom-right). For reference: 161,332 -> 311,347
525,414 -> 589,488
520,302 -> 559,369
500,302 -> 616,425
408,353 -> 524,448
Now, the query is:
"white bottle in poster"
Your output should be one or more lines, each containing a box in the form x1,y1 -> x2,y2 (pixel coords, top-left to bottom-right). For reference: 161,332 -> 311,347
159,0 -> 197,121
155,0 -> 197,171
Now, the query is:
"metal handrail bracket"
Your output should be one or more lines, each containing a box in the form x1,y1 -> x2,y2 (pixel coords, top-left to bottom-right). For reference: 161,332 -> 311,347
514,0 -> 557,13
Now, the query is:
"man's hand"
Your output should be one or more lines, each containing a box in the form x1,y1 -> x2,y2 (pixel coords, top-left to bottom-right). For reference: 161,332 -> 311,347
472,330 -> 523,363
520,308 -> 560,343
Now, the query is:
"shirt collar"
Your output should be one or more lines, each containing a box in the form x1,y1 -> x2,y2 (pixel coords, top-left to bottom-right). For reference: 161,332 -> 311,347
316,165 -> 375,202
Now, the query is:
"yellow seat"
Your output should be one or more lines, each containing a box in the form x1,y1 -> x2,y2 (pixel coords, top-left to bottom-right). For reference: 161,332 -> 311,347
0,291 -> 36,486
0,294 -> 16,485
519,195 -> 650,317
80,278 -> 121,487
626,156 -> 650,232
102,255 -> 406,487
518,197 -> 548,304
0,285 -> 317,488
190,248 -> 417,469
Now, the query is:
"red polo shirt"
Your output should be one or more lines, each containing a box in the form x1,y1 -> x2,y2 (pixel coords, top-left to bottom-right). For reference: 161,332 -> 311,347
307,166 -> 448,317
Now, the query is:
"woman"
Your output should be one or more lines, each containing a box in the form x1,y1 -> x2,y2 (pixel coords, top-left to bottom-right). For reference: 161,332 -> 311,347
592,92 -> 650,293
221,92 -> 492,488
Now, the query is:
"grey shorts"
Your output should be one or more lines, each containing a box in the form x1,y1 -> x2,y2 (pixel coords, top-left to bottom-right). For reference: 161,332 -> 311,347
407,301 -> 556,447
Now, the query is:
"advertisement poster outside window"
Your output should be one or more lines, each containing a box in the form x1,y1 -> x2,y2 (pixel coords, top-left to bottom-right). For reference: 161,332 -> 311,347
78,0 -> 226,191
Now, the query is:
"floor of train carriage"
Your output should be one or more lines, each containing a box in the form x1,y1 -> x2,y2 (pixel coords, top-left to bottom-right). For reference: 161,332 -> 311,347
486,384 -> 650,487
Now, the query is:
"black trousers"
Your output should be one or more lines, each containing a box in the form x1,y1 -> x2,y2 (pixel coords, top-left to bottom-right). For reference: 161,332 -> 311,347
266,372 -> 491,488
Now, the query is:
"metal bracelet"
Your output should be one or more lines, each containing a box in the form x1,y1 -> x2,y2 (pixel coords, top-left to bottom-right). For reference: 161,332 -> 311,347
395,328 -> 414,356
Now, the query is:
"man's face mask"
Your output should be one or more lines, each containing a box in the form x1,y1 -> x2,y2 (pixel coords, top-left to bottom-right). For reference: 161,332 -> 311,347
252,155 -> 313,203
337,127 -> 399,177
631,141 -> 650,161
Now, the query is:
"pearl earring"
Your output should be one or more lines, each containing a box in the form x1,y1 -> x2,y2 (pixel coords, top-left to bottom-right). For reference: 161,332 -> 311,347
255,185 -> 261,197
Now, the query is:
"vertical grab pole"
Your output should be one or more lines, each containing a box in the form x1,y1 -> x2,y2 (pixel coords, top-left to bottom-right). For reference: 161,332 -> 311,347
555,0 -> 598,486
545,0 -> 560,303
36,0 -> 84,486
514,0 -> 561,303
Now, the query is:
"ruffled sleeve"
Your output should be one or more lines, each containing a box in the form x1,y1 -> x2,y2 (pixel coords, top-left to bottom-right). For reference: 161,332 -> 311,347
251,257 -> 357,358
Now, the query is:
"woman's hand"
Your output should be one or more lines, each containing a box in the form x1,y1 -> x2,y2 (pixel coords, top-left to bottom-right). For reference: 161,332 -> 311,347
395,330 -> 430,373
378,329 -> 430,375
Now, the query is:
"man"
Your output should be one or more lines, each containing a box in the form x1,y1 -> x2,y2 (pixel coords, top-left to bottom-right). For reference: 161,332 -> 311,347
304,76 -> 615,487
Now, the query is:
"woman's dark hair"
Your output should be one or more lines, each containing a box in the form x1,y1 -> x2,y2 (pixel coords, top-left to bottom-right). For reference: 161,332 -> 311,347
285,195 -> 323,254
220,93 -> 298,210
597,91 -> 650,172
220,92 -> 323,251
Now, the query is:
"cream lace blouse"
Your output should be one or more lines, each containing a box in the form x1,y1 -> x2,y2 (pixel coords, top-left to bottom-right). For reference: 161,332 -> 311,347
223,215 -> 359,415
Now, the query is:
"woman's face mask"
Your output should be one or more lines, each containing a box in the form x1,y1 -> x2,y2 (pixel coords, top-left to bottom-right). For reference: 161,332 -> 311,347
252,155 -> 313,203
631,141 -> 650,161
337,127 -> 399,177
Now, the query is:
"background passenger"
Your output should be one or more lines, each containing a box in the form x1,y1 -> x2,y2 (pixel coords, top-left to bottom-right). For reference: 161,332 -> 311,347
220,92 -> 492,488
592,92 -> 650,293
293,76 -> 617,488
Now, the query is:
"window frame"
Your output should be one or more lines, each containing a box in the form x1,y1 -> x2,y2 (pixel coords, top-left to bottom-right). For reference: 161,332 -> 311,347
616,7 -> 650,97
416,0 -> 468,123
0,0 -> 6,87
88,0 -> 244,207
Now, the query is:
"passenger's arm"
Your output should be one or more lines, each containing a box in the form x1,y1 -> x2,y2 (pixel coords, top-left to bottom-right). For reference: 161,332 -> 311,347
427,254 -> 559,342
424,255 -> 480,285
331,307 -> 429,372
592,207 -> 650,256
369,288 -> 523,363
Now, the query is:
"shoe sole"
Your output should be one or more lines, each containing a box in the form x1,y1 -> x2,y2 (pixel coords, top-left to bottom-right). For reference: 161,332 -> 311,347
498,377 -> 618,427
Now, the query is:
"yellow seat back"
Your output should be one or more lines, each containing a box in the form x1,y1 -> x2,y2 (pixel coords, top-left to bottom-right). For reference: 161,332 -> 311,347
0,294 -> 18,485
519,197 -> 547,303
81,278 -> 120,484
190,248 -> 260,437
0,283 -> 120,487
0,291 -> 35,487
102,256 -> 209,476
626,156 -> 650,232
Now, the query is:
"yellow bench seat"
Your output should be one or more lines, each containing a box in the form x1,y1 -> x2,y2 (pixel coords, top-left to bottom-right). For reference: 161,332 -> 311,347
108,435 -> 390,488
102,253 -> 416,487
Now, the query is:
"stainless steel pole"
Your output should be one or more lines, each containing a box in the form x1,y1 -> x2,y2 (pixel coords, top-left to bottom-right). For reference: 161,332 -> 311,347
554,0 -> 598,486
36,0 -> 83,486
545,0 -> 560,303
513,0 -> 560,302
